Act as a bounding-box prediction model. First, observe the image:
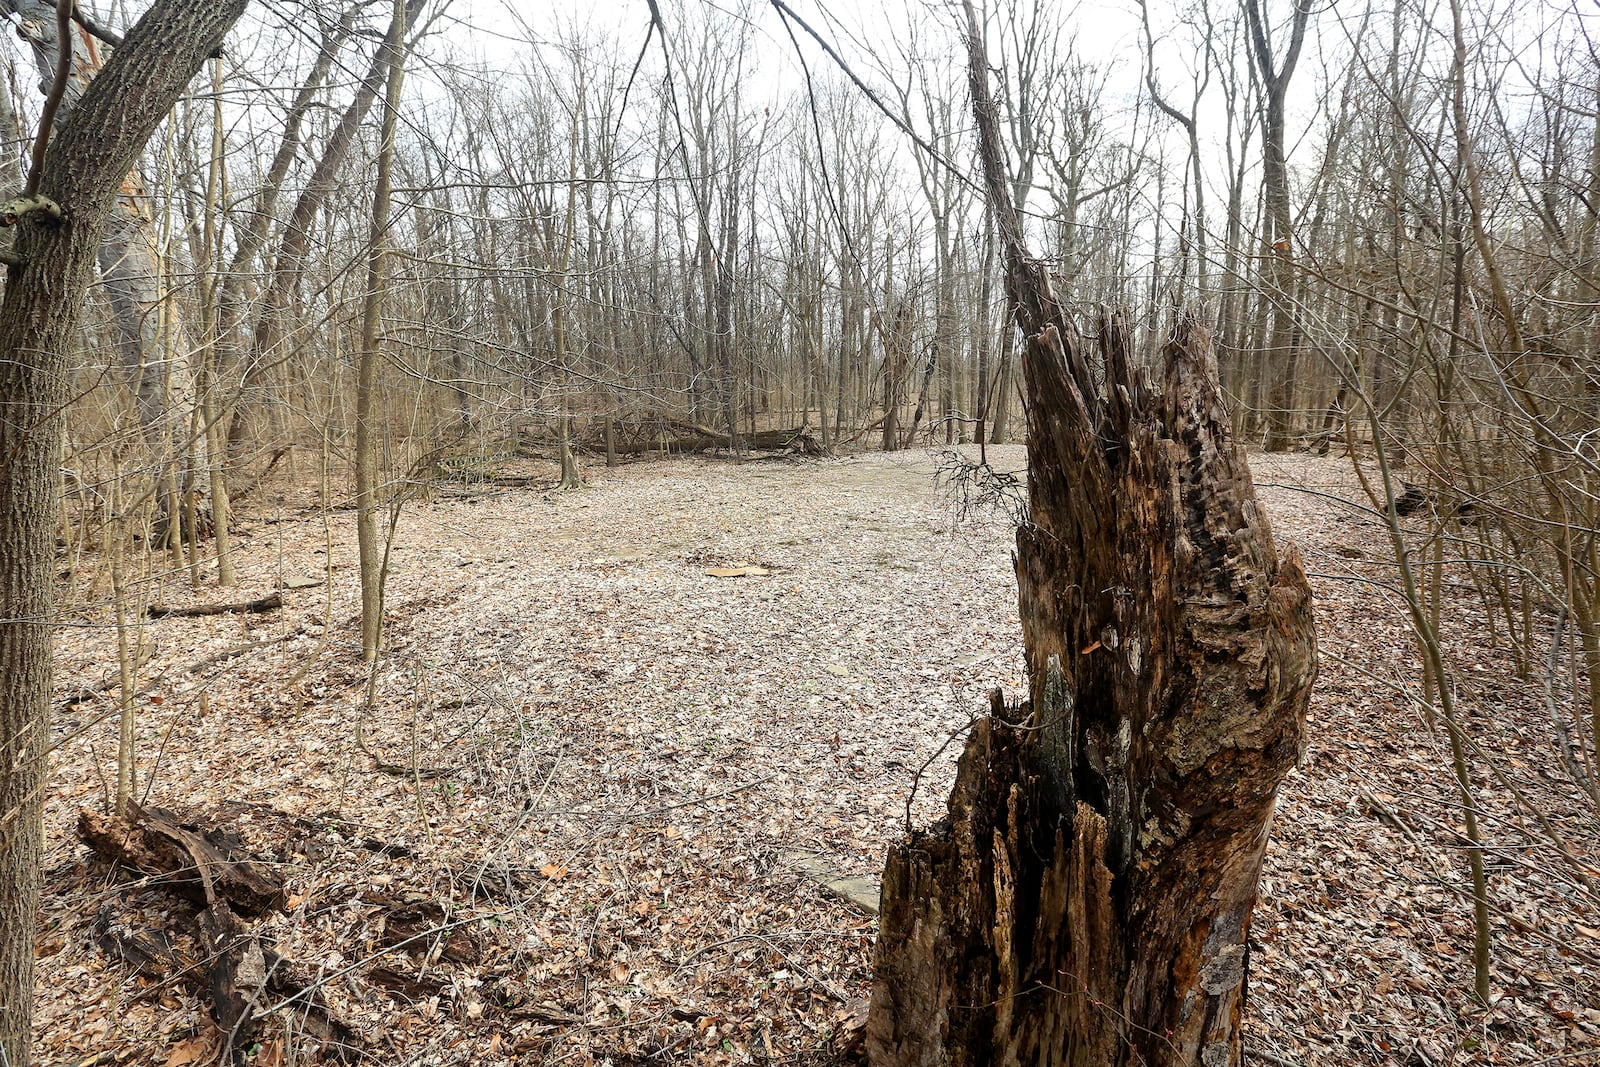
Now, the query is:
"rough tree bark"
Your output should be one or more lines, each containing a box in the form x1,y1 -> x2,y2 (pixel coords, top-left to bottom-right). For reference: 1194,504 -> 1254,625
2,0 -> 209,542
864,7 -> 1317,1067
225,0 -> 428,464
0,7 -> 249,1061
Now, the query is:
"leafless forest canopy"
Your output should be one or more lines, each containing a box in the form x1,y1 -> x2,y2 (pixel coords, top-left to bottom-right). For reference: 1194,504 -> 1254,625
28,0 -> 1600,485
0,0 -> 1579,544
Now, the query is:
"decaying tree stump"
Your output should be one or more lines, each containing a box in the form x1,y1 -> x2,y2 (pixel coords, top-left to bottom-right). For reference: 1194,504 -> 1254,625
79,804 -> 284,915
79,804 -> 355,1059
864,8 -> 1318,1066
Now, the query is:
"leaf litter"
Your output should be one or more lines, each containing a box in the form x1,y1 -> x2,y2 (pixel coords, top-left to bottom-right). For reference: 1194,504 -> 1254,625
38,446 -> 1600,1065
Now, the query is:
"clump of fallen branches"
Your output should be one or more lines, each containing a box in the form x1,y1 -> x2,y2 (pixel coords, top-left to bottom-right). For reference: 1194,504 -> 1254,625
933,447 -> 1029,529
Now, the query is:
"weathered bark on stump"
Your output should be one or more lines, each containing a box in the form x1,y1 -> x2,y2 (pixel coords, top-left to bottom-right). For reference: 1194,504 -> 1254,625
78,804 -> 285,916
864,9 -> 1317,1067
79,805 -> 355,1059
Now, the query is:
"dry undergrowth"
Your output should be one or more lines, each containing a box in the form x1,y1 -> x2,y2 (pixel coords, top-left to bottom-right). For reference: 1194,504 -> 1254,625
37,446 -> 1600,1065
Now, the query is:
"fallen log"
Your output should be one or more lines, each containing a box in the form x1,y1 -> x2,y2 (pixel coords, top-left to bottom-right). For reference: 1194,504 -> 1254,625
842,413 -> 888,447
225,444 -> 293,504
473,474 -> 545,487
367,964 -> 450,1001
78,804 -> 283,916
147,591 -> 282,619
59,639 -> 156,707
365,891 -> 482,965
80,805 -> 355,1059
598,422 -> 825,457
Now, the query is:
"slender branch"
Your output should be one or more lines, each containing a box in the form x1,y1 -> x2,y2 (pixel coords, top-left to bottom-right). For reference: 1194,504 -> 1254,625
23,0 -> 73,197
767,0 -> 967,183
69,1 -> 122,48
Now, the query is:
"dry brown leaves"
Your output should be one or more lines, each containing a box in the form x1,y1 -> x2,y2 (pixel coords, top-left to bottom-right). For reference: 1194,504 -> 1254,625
37,447 -> 1599,1065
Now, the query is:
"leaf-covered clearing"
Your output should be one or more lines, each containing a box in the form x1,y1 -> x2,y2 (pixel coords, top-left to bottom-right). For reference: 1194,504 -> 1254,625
40,447 -> 1599,1065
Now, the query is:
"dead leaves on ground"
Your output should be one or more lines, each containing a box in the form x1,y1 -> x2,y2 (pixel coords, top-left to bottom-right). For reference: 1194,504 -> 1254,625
36,448 -> 1600,1065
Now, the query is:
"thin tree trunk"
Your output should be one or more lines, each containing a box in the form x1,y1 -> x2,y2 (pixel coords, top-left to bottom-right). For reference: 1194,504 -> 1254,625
198,57 -> 234,586
229,0 -> 426,464
989,323 -> 1015,443
976,216 -> 996,443
904,347 -> 938,445
1246,0 -> 1313,452
356,0 -> 410,661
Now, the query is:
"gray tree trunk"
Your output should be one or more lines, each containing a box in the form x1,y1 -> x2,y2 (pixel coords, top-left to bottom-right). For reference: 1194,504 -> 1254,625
227,0 -> 427,464
1246,0 -> 1314,452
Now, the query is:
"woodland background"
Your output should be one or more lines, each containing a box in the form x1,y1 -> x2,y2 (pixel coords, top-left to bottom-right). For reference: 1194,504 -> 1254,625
3,0 -> 1599,1062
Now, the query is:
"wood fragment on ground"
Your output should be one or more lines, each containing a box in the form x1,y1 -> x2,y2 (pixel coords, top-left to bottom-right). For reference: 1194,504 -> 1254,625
147,591 -> 283,618
77,804 -> 357,1059
78,804 -> 283,915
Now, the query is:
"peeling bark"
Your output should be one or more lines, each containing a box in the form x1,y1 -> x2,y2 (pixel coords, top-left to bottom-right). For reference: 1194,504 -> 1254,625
864,9 -> 1317,1066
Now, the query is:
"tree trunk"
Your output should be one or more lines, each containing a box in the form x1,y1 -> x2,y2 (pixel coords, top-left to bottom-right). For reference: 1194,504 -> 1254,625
865,9 -> 1317,1066
1246,0 -> 1314,452
227,0 -> 427,465
988,315 -> 1015,444
4,0 -> 208,539
356,0 -> 410,661
905,345 -> 938,444
714,177 -> 741,458
0,7 -> 248,1061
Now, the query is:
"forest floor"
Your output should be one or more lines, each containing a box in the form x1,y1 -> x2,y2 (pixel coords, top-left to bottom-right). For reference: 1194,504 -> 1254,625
37,445 -> 1600,1066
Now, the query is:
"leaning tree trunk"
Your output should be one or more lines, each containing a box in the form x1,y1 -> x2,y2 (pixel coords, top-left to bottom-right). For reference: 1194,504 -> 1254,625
4,1 -> 208,540
224,0 -> 428,466
864,8 -> 1317,1067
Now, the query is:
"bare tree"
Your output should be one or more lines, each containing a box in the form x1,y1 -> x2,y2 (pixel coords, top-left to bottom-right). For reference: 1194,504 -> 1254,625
1245,0 -> 1313,450
1139,0 -> 1212,300
355,0 -> 413,661
2,0 -> 211,550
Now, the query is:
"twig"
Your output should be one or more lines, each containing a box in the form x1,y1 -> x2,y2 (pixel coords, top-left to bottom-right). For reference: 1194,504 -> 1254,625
354,705 -> 456,780
616,774 -> 777,821
23,0 -> 73,197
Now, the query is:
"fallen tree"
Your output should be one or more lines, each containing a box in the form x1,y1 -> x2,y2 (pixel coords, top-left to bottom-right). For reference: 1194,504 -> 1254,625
862,6 -> 1318,1066
602,420 -> 824,457
147,591 -> 283,618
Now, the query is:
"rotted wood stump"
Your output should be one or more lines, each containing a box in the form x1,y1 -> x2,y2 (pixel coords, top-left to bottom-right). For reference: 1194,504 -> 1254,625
866,311 -> 1317,1067
866,14 -> 1317,1063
